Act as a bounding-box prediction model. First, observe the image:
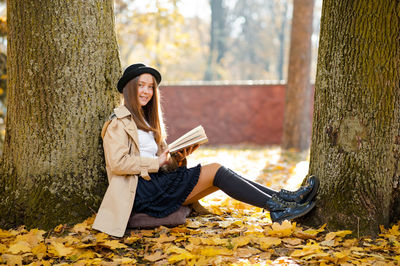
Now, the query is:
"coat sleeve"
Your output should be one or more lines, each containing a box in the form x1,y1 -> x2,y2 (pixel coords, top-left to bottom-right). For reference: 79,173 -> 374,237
103,119 -> 159,177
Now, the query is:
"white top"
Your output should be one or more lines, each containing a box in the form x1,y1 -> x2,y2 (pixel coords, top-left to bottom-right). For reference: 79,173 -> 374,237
137,129 -> 158,158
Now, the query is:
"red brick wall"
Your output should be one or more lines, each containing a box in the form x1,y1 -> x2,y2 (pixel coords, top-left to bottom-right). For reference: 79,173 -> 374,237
160,83 -> 288,145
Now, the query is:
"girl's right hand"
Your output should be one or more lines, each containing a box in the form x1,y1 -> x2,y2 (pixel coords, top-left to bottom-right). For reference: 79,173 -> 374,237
158,149 -> 169,167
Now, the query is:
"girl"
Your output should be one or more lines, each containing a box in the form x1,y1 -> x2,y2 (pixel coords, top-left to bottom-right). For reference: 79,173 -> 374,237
92,63 -> 318,237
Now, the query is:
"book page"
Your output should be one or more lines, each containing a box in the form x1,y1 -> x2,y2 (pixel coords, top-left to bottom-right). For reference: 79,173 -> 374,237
168,125 -> 208,153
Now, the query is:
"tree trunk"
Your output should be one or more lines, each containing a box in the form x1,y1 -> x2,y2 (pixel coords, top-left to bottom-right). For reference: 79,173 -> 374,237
282,0 -> 314,151
303,0 -> 400,236
204,0 -> 226,81
0,0 -> 121,229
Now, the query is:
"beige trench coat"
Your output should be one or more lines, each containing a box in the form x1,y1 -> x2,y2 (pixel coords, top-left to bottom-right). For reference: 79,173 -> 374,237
92,105 -> 167,237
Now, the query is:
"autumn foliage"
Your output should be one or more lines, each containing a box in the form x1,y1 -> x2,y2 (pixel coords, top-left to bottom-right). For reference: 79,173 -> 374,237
1,147 -> 399,265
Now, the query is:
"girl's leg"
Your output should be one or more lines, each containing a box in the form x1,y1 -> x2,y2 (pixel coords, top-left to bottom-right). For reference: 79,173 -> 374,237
184,164 -> 316,222
184,163 -> 221,205
184,163 -> 273,208
224,168 -> 278,196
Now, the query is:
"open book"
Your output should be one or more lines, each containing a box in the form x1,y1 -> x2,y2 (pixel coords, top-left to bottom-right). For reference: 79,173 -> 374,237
168,125 -> 208,154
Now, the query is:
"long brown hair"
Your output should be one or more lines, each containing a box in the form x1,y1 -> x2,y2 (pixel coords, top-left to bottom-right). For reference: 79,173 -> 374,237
122,75 -> 166,144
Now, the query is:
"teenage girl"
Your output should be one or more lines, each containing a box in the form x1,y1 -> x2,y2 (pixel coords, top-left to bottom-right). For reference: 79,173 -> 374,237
92,64 -> 318,237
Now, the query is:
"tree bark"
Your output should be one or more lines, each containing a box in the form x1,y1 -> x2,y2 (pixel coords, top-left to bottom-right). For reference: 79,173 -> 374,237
303,0 -> 400,236
0,0 -> 121,229
282,0 -> 314,151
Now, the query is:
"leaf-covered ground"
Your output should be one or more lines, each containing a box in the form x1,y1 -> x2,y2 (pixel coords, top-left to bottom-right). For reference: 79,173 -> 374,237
1,146 -> 400,265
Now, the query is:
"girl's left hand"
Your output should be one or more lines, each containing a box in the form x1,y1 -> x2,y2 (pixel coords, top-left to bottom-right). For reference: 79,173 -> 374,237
174,144 -> 199,162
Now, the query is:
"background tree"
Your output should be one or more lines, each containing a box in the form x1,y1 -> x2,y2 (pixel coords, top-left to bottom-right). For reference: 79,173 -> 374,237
227,0 -> 291,80
266,0 -> 289,81
204,0 -> 228,80
304,0 -> 400,235
115,0 -> 206,82
0,0 -> 120,229
282,0 -> 314,151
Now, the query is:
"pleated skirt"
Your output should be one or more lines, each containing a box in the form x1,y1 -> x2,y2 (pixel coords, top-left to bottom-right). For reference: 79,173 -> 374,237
132,164 -> 201,218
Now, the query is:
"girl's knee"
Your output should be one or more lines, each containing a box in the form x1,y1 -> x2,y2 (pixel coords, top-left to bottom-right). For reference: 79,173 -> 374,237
208,163 -> 222,171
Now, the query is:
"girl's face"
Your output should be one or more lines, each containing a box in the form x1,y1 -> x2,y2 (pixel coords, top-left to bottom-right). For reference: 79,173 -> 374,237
137,73 -> 154,107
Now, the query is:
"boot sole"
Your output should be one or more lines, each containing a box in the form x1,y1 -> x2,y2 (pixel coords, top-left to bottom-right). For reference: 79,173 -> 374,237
272,201 -> 316,223
300,175 -> 320,204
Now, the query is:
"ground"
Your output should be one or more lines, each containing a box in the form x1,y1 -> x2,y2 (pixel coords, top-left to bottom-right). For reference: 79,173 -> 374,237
1,146 -> 400,265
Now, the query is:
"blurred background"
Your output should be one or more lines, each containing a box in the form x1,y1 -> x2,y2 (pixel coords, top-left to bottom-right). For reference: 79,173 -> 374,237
0,0 -> 323,152
115,0 -> 321,82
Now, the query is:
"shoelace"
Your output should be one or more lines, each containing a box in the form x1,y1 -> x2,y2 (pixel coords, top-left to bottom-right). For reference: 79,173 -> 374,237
280,185 -> 312,195
271,194 -> 298,208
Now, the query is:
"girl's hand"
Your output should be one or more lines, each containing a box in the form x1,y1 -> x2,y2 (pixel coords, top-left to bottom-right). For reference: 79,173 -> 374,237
158,149 -> 169,167
174,144 -> 199,162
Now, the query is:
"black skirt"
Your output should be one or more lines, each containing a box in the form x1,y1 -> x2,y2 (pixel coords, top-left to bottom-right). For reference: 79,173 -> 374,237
132,164 -> 201,218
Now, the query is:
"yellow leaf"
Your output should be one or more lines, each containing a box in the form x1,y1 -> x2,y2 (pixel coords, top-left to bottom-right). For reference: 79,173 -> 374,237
156,233 -> 176,243
231,236 -> 251,249
0,229 -> 13,238
258,237 -> 282,250
15,228 -> 45,247
218,220 -> 243,228
31,243 -> 47,259
291,242 -> 322,258
54,224 -> 64,233
1,254 -> 23,265
267,220 -> 296,237
235,247 -> 260,257
295,224 -> 326,239
200,247 -> 234,256
166,245 -> 189,254
333,251 -> 349,259
168,253 -> 195,264
189,237 -> 228,246
325,230 -> 352,241
342,238 -> 358,247
139,230 -> 154,237
0,243 -> 6,254
100,240 -> 127,250
124,236 -> 140,245
72,221 -> 89,234
95,232 -> 108,243
282,237 -> 302,246
8,241 -> 31,254
49,242 -> 75,257
186,220 -> 202,228
113,257 -> 137,264
144,251 -> 167,262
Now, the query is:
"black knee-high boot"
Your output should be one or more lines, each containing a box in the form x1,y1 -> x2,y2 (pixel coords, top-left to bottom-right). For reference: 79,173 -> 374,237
225,168 -> 319,204
213,166 -> 316,222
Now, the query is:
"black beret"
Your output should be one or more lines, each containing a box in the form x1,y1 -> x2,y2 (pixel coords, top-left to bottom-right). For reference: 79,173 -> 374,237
117,63 -> 162,93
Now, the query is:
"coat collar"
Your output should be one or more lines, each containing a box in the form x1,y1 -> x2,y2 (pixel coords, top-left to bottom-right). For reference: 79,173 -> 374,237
114,106 -> 140,151
114,105 -> 131,118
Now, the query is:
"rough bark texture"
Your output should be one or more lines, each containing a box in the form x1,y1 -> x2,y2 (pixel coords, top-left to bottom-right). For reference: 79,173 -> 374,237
0,0 -> 121,229
303,0 -> 400,236
282,0 -> 314,151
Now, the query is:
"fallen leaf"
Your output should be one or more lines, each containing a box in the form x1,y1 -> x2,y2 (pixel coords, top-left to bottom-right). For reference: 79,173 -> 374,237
325,230 -> 352,241
100,240 -> 128,250
144,250 -> 167,262
49,241 -> 75,257
112,257 -> 137,264
267,220 -> 295,237
8,241 -> 31,254
1,254 -> 23,265
54,224 -> 64,233
156,233 -> 176,243
72,221 -> 89,234
258,237 -> 282,250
